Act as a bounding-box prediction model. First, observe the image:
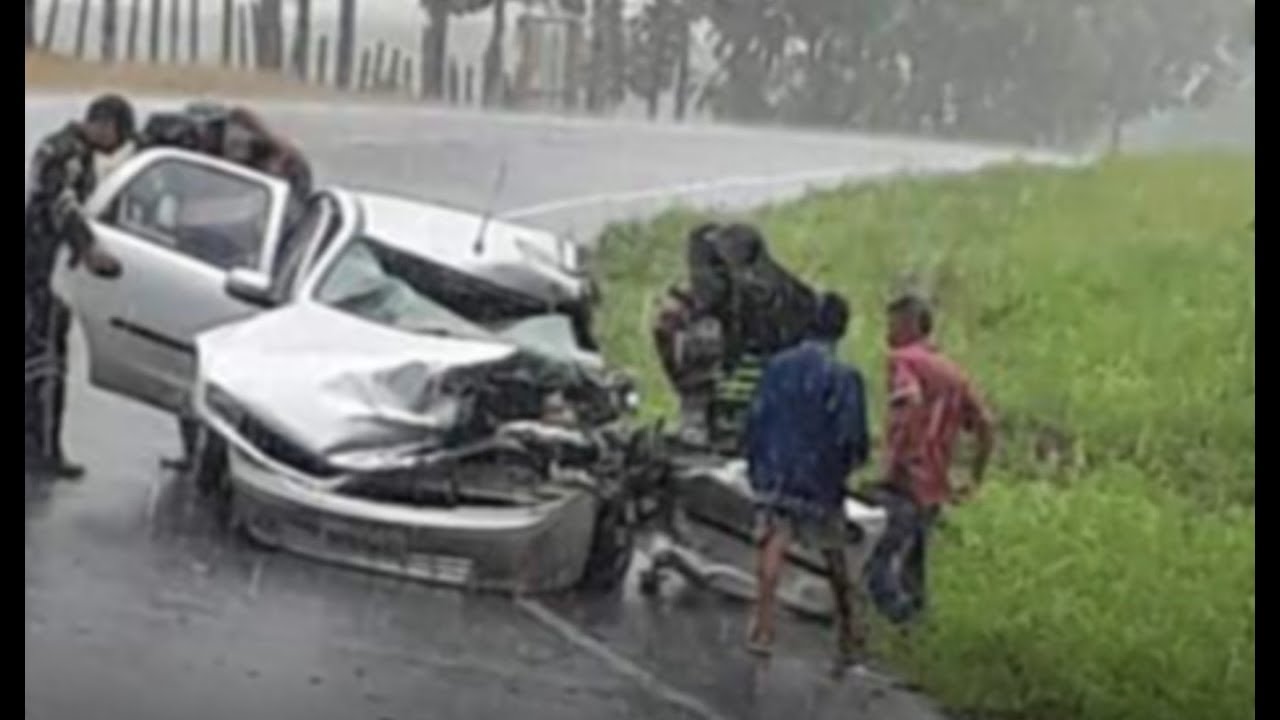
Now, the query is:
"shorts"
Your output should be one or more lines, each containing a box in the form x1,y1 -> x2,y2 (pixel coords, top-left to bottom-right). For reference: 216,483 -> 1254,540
754,506 -> 845,553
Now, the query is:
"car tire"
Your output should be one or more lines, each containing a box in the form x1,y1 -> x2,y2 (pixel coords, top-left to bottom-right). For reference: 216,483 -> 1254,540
577,494 -> 635,593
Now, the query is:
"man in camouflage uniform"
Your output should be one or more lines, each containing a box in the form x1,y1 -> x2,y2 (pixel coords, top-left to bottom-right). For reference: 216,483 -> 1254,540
25,96 -> 132,479
655,223 -> 820,446
141,102 -> 314,198
653,282 -> 725,446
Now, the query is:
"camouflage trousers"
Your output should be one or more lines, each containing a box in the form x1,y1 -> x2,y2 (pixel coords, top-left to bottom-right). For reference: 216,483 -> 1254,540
25,287 -> 71,462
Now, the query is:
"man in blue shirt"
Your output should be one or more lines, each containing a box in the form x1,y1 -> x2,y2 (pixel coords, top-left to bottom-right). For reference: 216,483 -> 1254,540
744,292 -> 870,666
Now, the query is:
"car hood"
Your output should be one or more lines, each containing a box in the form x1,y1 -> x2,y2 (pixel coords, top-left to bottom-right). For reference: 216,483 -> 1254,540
194,303 -> 607,469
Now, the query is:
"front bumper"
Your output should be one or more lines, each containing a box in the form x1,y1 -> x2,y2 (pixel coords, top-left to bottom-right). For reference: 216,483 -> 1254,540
223,438 -> 600,594
670,456 -> 888,576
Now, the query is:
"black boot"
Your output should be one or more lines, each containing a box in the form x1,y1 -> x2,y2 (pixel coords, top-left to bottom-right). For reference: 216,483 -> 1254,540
50,452 -> 85,481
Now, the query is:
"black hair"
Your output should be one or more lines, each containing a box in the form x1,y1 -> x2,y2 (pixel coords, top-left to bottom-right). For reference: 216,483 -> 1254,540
813,291 -> 850,341
716,223 -> 765,265
85,94 -> 136,138
887,292 -> 934,336
689,222 -> 722,244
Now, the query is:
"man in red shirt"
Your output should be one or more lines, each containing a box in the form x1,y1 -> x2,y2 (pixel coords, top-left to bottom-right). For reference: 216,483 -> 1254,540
867,293 -> 994,623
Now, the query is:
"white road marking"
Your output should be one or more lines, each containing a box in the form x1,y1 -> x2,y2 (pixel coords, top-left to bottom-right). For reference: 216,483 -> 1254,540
500,158 -> 1000,221
516,598 -> 734,720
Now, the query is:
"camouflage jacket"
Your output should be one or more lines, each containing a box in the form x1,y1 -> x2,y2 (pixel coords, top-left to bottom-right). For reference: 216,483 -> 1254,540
26,123 -> 96,290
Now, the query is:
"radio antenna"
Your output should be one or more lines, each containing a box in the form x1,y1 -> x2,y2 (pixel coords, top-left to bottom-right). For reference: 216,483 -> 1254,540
473,157 -> 509,255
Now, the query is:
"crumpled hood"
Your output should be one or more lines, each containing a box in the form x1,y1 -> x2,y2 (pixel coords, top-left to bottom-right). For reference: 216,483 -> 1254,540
195,303 -> 520,464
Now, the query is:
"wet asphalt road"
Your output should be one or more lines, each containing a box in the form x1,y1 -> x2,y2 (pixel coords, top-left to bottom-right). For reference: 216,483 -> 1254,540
26,97 -> 1036,720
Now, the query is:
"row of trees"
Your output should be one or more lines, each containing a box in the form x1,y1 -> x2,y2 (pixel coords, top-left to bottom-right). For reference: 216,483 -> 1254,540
27,0 -> 1252,144
579,0 -> 1254,144
428,0 -> 1252,143
680,0 -> 1253,145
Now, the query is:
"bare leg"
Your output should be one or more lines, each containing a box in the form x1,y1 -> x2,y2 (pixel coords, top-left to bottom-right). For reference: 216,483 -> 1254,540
824,547 -> 866,667
748,521 -> 790,654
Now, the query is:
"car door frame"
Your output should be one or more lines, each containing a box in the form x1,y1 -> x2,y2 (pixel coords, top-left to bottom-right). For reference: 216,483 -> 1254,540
63,148 -> 293,416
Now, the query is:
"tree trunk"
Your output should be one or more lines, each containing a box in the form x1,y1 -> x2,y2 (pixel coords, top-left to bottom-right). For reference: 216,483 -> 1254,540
585,0 -> 604,111
221,0 -> 232,65
256,0 -> 282,70
291,0 -> 311,79
372,41 -> 385,90
673,23 -> 689,121
387,47 -> 402,90
421,0 -> 449,99
236,2 -> 248,67
259,0 -> 282,69
168,0 -> 179,63
150,0 -> 162,62
358,46 -> 371,90
43,0 -> 61,51
127,0 -> 142,60
315,34 -> 329,84
189,0 -> 199,63
73,0 -> 90,59
605,0 -> 625,106
25,0 -> 36,49
102,0 -> 119,62
336,0 -> 356,88
482,0 -> 507,106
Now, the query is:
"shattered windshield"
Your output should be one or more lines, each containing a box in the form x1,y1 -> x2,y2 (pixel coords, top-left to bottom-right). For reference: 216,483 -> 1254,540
314,236 -> 491,339
313,237 -> 588,368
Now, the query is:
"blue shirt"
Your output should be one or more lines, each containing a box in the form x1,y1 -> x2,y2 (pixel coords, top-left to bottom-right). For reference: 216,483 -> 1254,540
745,341 -> 870,519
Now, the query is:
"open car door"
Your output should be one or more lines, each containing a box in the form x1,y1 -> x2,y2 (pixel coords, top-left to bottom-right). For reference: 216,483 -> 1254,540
60,148 -> 293,415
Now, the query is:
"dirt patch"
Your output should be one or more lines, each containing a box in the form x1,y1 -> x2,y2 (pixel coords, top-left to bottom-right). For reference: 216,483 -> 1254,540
26,51 -> 404,103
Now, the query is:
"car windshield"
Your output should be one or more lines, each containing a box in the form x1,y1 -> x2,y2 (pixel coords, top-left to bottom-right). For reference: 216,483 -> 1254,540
315,236 -> 491,339
314,237 -> 590,363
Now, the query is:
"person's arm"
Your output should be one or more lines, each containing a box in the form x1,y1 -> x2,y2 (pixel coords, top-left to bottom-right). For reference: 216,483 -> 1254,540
961,381 -> 995,492
851,372 -> 871,470
29,131 -> 120,277
834,369 -> 871,480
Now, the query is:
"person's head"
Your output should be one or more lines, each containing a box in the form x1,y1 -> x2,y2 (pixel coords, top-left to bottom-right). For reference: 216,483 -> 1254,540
185,101 -> 231,154
689,222 -> 721,246
716,223 -> 765,266
811,291 -> 850,343
83,94 -> 135,153
886,292 -> 934,348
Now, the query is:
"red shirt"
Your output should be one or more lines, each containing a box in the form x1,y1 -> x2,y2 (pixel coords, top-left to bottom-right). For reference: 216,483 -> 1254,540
884,341 -> 990,509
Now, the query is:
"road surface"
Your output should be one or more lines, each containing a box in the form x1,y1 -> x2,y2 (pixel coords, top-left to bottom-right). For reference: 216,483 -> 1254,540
25,97 -> 1041,720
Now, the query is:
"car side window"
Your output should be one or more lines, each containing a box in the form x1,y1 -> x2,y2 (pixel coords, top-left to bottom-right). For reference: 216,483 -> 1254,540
107,159 -> 272,271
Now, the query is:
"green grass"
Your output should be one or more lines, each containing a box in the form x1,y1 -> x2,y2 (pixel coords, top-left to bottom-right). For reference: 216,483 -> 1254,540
593,153 -> 1255,720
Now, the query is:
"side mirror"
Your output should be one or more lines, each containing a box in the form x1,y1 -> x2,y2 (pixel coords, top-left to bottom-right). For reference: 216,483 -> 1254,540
225,268 -> 275,308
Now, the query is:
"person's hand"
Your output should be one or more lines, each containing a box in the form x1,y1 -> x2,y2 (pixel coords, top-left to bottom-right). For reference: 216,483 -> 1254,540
83,247 -> 122,279
954,482 -> 979,504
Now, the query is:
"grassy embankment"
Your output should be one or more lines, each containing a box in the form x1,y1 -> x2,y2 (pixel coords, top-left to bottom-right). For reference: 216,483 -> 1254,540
595,154 -> 1255,720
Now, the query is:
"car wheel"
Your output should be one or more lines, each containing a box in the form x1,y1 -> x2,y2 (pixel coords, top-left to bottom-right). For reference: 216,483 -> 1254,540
577,494 -> 635,593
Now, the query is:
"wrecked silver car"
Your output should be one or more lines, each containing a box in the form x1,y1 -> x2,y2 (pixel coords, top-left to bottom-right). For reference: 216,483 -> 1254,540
192,233 -> 643,593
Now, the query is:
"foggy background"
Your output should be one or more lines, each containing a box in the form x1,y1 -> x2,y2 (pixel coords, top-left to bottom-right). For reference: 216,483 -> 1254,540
27,0 -> 1254,151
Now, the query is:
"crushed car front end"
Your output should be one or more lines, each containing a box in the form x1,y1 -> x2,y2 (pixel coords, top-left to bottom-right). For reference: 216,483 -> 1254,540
193,302 -> 643,593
